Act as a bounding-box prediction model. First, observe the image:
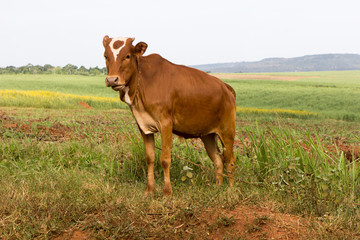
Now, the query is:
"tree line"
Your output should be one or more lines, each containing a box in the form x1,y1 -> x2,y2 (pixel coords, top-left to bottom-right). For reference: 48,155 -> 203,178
0,64 -> 107,75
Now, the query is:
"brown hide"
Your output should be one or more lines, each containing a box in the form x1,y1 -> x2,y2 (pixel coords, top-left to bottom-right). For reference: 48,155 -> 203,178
137,54 -> 236,137
103,36 -> 236,196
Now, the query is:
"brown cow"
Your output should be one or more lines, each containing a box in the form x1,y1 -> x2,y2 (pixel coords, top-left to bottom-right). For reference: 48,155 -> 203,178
102,36 -> 236,196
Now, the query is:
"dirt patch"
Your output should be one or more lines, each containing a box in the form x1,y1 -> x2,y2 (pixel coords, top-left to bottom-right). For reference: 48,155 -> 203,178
1,115 -> 74,142
0,111 -> 14,121
326,140 -> 360,161
211,73 -> 318,81
192,205 -> 311,240
53,230 -> 90,240
78,101 -> 93,109
52,204 -> 312,240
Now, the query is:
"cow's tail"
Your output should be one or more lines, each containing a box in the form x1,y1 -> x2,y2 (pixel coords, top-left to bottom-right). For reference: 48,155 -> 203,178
224,83 -> 236,99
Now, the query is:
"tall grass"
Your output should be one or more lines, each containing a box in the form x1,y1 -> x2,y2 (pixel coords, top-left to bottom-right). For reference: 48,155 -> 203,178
239,122 -> 360,216
1,108 -> 360,238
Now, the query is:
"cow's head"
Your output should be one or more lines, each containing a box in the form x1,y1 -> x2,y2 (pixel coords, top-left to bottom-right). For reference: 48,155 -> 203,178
103,35 -> 148,91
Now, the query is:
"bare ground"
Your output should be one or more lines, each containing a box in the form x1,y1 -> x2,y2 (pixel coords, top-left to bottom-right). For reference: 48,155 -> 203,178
53,204 -> 313,239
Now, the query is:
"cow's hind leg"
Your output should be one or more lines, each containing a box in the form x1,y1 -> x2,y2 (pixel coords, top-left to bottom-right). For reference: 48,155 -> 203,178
218,131 -> 236,186
201,133 -> 224,185
160,123 -> 173,196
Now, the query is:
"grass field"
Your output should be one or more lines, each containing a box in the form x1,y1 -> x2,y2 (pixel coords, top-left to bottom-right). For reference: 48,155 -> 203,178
223,71 -> 360,121
1,72 -> 360,239
1,71 -> 360,120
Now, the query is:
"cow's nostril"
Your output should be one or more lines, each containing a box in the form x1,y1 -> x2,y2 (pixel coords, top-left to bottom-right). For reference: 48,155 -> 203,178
114,77 -> 118,83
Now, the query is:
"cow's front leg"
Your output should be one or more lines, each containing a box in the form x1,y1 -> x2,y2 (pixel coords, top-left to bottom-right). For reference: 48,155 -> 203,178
141,132 -> 155,195
160,124 -> 173,196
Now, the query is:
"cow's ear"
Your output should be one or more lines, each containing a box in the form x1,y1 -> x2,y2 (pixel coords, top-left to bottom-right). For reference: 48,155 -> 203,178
103,35 -> 110,47
134,42 -> 148,56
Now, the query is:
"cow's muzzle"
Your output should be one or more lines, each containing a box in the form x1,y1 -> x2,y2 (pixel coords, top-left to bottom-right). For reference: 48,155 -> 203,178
105,76 -> 125,91
105,77 -> 119,87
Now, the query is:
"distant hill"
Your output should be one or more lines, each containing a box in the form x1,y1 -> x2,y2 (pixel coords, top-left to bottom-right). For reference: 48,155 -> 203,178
192,54 -> 360,73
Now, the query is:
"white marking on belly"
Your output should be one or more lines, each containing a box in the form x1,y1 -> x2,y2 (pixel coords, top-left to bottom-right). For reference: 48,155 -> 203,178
110,37 -> 130,61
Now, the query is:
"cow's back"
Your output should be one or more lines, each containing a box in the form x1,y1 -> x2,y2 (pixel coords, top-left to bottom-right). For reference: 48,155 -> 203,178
138,54 -> 236,137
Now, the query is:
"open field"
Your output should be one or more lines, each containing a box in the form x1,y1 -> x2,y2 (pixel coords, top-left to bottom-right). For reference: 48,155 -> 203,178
0,71 -> 360,239
1,71 -> 360,120
220,71 -> 360,121
211,73 -> 318,81
1,107 -> 360,239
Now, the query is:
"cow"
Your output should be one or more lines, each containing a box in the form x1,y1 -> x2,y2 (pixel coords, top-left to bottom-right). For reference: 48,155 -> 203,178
102,36 -> 236,196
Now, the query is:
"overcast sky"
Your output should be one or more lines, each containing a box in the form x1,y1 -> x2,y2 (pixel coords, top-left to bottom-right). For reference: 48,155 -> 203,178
1,0 -> 359,67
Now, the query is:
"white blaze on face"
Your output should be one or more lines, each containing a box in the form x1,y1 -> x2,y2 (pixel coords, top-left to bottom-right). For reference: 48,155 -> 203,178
109,37 -> 133,61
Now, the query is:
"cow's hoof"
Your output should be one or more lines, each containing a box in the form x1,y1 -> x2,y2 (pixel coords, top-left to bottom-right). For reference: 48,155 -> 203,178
162,186 -> 173,197
145,186 -> 155,197
144,190 -> 154,197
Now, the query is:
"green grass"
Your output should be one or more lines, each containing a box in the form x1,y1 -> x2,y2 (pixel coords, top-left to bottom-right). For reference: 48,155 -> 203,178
0,71 -> 360,238
0,89 -> 126,110
227,71 -> 360,121
0,74 -> 113,97
1,71 -> 360,120
1,107 -> 360,239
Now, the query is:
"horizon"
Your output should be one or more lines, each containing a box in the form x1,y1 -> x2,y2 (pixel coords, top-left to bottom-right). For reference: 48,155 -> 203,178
1,53 -> 359,69
1,0 -> 359,68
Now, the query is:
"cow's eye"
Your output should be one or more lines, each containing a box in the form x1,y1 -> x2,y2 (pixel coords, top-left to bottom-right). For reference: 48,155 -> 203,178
104,56 -> 108,60
126,54 -> 131,59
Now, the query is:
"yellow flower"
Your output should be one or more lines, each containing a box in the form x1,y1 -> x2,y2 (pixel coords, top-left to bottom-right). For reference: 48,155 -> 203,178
0,89 -> 122,107
236,107 -> 317,116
